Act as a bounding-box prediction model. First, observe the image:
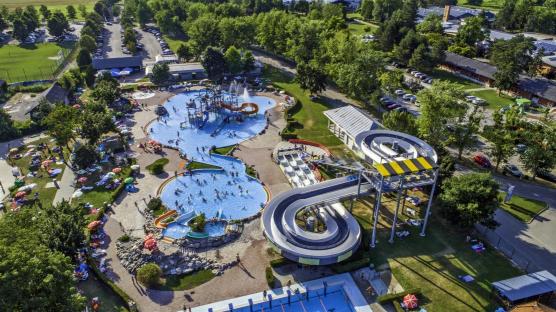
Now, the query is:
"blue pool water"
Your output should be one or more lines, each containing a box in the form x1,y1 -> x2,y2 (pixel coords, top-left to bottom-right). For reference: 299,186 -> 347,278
232,287 -> 355,312
150,90 -> 274,239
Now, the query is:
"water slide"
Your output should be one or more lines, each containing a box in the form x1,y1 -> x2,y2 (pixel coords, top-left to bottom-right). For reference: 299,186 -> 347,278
220,102 -> 259,115
199,111 -> 209,129
262,175 -> 374,265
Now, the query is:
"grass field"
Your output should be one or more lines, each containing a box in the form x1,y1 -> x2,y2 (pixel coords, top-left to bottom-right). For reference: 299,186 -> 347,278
349,197 -> 521,312
163,35 -> 187,53
430,69 -> 482,90
498,192 -> 548,223
154,270 -> 215,291
458,0 -> 504,10
468,89 -> 515,111
3,0 -> 95,19
0,42 -> 75,83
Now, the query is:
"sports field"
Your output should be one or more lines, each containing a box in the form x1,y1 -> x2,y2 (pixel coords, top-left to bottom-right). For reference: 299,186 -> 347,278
3,0 -> 95,19
0,42 -> 75,83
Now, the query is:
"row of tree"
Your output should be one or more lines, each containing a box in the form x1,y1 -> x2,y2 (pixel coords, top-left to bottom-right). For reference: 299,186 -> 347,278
496,0 -> 556,35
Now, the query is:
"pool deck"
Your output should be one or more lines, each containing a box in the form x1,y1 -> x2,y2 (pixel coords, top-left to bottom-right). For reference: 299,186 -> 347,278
188,273 -> 373,312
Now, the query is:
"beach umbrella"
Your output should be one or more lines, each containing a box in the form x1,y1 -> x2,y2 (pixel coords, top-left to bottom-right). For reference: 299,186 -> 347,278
15,191 -> 27,198
110,68 -> 121,77
42,159 -> 53,167
143,238 -> 157,251
106,172 -> 116,178
112,167 -> 122,174
18,183 -> 36,192
9,148 -> 18,153
124,177 -> 134,184
73,104 -> 81,109
87,221 -> 102,230
78,177 -> 88,183
148,140 -> 158,145
403,294 -> 419,309
130,164 -> 140,170
72,190 -> 84,198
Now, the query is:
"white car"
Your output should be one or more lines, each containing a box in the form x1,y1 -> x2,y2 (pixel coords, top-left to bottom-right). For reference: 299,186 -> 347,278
395,89 -> 405,96
465,95 -> 486,105
402,94 -> 417,102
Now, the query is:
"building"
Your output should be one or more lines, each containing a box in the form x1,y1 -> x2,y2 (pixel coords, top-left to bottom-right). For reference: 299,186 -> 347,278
145,63 -> 206,81
492,271 -> 556,308
154,54 -> 179,64
417,5 -> 495,23
442,52 -> 556,106
323,105 -> 378,155
26,82 -> 70,121
92,56 -> 143,71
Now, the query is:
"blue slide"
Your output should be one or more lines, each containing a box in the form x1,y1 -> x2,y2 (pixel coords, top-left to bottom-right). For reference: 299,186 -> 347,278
262,175 -> 374,265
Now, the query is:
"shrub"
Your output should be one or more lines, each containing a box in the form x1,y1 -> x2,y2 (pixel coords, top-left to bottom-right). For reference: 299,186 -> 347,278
270,257 -> 292,268
136,263 -> 162,287
118,234 -> 130,242
147,197 -> 163,211
146,158 -> 169,175
280,132 -> 298,140
189,213 -> 206,232
265,266 -> 276,288
331,256 -> 370,273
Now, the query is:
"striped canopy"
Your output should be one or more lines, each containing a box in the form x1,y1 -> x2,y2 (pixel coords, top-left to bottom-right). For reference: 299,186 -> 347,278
374,157 -> 437,177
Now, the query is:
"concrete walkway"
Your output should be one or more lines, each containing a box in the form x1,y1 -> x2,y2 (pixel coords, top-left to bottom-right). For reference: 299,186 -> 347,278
52,165 -> 76,205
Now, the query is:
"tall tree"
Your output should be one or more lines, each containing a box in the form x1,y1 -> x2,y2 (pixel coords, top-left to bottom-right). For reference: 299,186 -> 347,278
38,200 -> 86,257
90,79 -> 120,106
448,106 -> 482,159
439,172 -> 499,229
382,110 -> 418,136
520,125 -> 556,179
44,104 -> 77,149
66,5 -> 76,20
224,46 -> 243,75
360,0 -> 374,21
490,35 -> 536,94
39,5 -> 51,20
201,47 -> 226,81
150,62 -> 171,86
295,61 -> 327,95
47,10 -> 69,37
76,48 -> 92,68
177,43 -> 193,62
483,110 -> 516,171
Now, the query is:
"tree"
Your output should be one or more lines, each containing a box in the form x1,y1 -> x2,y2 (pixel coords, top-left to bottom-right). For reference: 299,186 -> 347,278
176,43 -> 193,62
39,5 -> 51,20
12,17 -> 29,42
76,48 -> 92,68
409,43 -> 434,72
136,263 -> 162,287
78,4 -> 87,18
379,70 -> 403,96
83,65 -> 96,88
448,106 -> 482,159
490,35 -> 536,94
90,79 -> 121,106
150,62 -> 171,86
0,12 -> 8,33
224,45 -> 243,75
38,200 -> 86,257
439,172 -> 499,229
360,0 -> 374,21
242,51 -> 256,73
0,109 -> 17,141
66,5 -> 76,20
79,34 -> 96,52
47,11 -> 69,38
136,0 -> 152,26
454,16 -> 489,48
295,61 -> 327,95
0,243 -> 85,311
520,125 -> 556,179
201,47 -> 226,81
483,111 -> 515,171
382,111 -> 418,136
79,107 -> 114,145
44,104 -> 77,148
73,143 -> 100,168
417,14 -> 443,34
417,81 -> 466,148
188,14 -> 222,57
30,98 -> 53,126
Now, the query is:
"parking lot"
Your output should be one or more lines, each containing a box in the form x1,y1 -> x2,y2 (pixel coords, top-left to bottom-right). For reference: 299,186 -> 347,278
103,22 -> 124,58
135,27 -> 162,61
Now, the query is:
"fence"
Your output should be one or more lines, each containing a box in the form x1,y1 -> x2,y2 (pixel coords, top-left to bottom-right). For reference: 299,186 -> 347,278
475,225 -> 543,273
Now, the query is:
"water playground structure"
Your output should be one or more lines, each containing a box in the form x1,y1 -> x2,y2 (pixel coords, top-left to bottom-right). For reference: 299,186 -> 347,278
148,83 -> 275,240
262,130 -> 439,265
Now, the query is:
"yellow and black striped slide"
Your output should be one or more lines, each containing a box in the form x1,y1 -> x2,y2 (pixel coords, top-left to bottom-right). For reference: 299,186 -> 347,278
374,157 -> 437,177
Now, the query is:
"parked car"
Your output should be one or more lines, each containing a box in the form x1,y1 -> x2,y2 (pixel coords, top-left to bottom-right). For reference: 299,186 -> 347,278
538,171 -> 556,183
515,144 -> 527,153
387,103 -> 401,110
394,89 -> 405,96
402,94 -> 416,102
423,78 -> 433,84
503,164 -> 523,177
465,95 -> 486,106
393,106 -> 407,112
473,153 -> 491,168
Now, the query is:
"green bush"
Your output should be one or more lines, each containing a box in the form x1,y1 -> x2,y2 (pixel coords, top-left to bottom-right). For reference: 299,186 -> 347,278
136,263 -> 162,287
9,83 -> 50,93
189,213 -> 206,232
146,158 -> 169,175
270,257 -> 292,268
280,132 -> 298,140
376,288 -> 421,304
265,266 -> 276,288
147,197 -> 163,211
118,234 -> 130,242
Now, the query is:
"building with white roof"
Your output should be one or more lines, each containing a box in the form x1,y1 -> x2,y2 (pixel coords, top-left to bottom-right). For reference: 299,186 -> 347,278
323,105 -> 378,154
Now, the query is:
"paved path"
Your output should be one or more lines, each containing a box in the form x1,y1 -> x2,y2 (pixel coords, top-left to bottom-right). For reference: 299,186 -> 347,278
52,165 -> 75,204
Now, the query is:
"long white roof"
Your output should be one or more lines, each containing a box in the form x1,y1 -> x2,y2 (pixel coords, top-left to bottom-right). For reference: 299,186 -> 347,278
324,105 -> 377,139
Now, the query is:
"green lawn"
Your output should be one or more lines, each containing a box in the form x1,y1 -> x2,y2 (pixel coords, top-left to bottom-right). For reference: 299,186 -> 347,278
4,0 -> 95,19
6,137 -> 67,208
153,270 -> 215,291
347,22 -> 377,36
349,198 -> 521,312
74,166 -> 133,209
0,42 -> 75,83
263,66 -> 356,159
467,89 -> 515,111
78,277 -> 129,312
430,69 -> 482,90
458,0 -> 504,10
163,35 -> 187,52
497,192 -> 548,223
186,161 -> 221,170
145,157 -> 169,174
212,145 -> 235,155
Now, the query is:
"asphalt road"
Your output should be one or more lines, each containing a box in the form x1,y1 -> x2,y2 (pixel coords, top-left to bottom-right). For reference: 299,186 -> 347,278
104,22 -> 124,58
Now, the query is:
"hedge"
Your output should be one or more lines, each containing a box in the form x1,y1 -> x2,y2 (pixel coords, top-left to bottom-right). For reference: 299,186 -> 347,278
376,288 -> 422,304
265,266 -> 276,288
270,257 -> 293,268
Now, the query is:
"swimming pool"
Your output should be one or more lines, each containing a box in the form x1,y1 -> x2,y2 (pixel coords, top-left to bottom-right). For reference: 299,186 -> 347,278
189,273 -> 373,312
163,220 -> 228,240
150,90 -> 274,239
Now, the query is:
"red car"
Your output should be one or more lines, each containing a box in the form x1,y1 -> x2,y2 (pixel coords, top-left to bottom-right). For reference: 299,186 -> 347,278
473,154 -> 491,168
